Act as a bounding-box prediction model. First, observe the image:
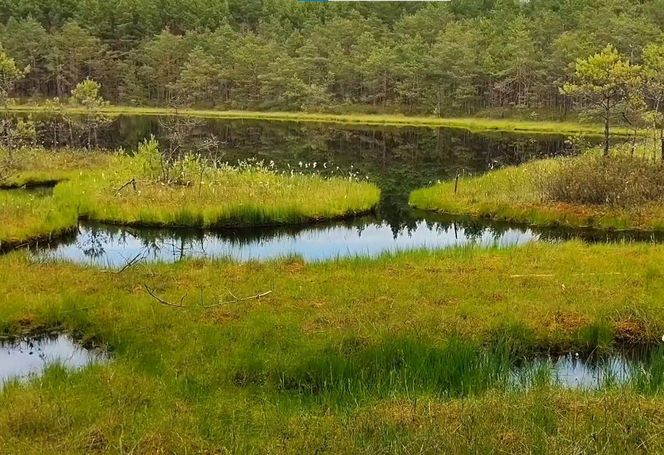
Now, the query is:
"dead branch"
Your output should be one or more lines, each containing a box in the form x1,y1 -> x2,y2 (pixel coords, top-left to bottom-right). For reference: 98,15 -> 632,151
143,284 -> 186,308
509,272 -> 623,278
144,284 -> 272,309
115,252 -> 143,274
198,290 -> 273,309
115,178 -> 136,193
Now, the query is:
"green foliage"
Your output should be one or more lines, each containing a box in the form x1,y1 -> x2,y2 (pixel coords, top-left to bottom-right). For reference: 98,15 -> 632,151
563,45 -> 639,101
563,45 -> 641,155
0,46 -> 25,104
70,78 -> 104,108
69,78 -> 109,148
170,48 -> 225,106
52,22 -> 108,97
0,1 -> 663,116
132,135 -> 162,181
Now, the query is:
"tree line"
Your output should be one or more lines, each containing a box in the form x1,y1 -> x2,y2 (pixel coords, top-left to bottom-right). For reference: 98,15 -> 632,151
1,0 -> 664,118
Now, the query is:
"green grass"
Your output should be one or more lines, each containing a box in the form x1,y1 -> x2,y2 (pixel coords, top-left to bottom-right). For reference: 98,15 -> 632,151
1,243 -> 664,452
54,154 -> 380,228
4,104 -> 637,136
0,190 -> 77,250
409,153 -> 664,231
0,148 -> 379,246
0,148 -> 115,188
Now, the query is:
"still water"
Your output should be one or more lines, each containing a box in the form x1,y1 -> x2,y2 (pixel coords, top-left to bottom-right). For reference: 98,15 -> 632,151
35,216 -> 664,267
39,218 -> 539,266
9,114 -> 619,264
513,353 -> 637,390
0,335 -> 106,385
0,332 -> 651,390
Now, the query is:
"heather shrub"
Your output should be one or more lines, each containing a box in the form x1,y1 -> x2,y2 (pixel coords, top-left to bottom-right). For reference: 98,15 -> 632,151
539,154 -> 664,207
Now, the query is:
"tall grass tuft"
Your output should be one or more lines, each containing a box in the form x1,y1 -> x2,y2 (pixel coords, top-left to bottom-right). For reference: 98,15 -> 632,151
274,337 -> 513,400
631,345 -> 664,393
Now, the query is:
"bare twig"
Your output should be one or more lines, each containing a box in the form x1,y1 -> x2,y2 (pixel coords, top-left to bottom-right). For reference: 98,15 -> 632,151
198,290 -> 273,309
143,284 -> 186,308
115,252 -> 143,274
509,272 -> 623,278
144,284 -> 272,309
115,178 -> 136,193
226,288 -> 240,300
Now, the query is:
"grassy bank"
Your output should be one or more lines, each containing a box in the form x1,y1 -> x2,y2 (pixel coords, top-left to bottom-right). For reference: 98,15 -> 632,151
4,104 -> 635,136
410,153 -> 664,231
1,243 -> 664,452
53,153 -> 380,228
0,148 -> 115,188
0,190 -> 77,250
0,148 -> 379,246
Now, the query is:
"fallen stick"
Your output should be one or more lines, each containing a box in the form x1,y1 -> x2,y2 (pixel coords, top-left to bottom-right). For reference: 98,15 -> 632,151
199,290 -> 273,309
145,285 -> 272,309
115,178 -> 136,193
509,272 -> 623,278
116,252 -> 144,274
143,284 -> 186,308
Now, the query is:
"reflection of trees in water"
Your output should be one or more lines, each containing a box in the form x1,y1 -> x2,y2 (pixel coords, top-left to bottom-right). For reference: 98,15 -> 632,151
42,214 -> 664,266
158,116 -> 222,160
71,215 -> 533,262
77,227 -> 108,259
78,225 -> 169,261
423,216 -> 517,244
16,113 -> 581,234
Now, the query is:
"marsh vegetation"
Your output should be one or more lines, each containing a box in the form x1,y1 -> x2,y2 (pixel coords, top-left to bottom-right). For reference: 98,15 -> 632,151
2,243 -> 664,452
4,1 -> 664,453
411,144 -> 664,231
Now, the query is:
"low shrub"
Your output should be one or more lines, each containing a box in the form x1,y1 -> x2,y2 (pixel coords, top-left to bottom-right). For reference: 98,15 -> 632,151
539,154 -> 664,207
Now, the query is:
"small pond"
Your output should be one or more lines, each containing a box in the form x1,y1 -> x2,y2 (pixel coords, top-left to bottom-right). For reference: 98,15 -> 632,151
0,334 -> 107,385
514,353 -> 638,390
32,216 -> 664,267
37,218 -> 539,266
7,114 -> 641,265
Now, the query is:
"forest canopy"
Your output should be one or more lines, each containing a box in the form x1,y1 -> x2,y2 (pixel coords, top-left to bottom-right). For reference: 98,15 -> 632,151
1,0 -> 664,117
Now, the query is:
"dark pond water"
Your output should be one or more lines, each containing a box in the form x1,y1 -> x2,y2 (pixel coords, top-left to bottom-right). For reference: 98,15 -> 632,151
0,334 -> 106,385
8,113 -> 623,263
19,113 -> 583,225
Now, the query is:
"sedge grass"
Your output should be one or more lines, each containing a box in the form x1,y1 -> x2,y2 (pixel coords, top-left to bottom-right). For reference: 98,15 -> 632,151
0,190 -> 77,250
1,243 -> 664,451
0,148 -> 115,188
54,155 -> 381,228
410,150 -> 664,231
0,148 -> 379,246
